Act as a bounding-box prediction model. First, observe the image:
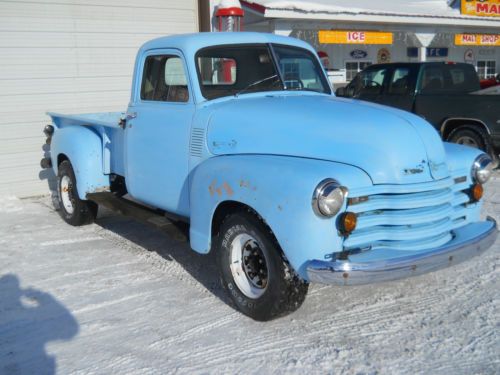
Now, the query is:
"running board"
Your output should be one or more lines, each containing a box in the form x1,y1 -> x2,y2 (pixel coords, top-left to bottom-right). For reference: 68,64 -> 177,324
87,192 -> 188,242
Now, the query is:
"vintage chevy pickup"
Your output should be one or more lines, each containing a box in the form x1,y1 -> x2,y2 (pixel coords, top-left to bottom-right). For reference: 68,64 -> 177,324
42,32 -> 497,321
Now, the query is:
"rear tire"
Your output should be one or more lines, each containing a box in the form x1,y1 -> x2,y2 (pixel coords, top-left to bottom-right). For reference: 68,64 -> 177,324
216,210 -> 308,321
448,126 -> 487,150
447,125 -> 498,164
57,160 -> 98,226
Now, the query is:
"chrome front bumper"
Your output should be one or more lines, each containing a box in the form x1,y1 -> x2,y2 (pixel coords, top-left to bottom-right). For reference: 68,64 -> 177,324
306,217 -> 498,286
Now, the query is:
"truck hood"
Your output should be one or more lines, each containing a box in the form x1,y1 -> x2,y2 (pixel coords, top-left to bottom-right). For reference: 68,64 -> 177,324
206,94 -> 449,184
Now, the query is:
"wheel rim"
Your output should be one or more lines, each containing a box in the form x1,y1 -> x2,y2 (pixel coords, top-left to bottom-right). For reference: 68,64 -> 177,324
60,175 -> 75,215
456,135 -> 479,149
229,233 -> 269,299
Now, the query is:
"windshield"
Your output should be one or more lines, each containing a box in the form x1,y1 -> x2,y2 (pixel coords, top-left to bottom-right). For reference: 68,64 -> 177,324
196,43 -> 331,100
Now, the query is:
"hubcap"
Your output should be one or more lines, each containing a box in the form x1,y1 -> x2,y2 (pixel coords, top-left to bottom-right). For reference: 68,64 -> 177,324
60,175 -> 75,214
456,135 -> 479,149
229,233 -> 269,299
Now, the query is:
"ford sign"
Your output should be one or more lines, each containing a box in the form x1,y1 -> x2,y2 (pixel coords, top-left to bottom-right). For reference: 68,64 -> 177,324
350,49 -> 368,59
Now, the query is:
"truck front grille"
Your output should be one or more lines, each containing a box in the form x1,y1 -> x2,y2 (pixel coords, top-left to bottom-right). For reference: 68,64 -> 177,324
344,175 -> 473,253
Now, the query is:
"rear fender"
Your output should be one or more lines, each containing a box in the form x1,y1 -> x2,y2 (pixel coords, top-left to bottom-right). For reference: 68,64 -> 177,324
51,126 -> 109,200
189,155 -> 372,279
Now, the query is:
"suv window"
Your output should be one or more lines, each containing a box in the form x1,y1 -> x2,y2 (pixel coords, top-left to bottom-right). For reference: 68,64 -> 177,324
141,55 -> 189,102
356,67 -> 387,95
420,64 -> 480,93
388,67 -> 411,95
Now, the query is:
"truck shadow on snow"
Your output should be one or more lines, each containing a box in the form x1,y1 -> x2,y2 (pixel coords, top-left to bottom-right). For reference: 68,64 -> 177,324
0,274 -> 79,375
94,208 -> 233,307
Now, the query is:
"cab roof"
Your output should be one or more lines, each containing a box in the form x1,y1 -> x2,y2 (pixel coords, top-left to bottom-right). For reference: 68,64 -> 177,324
139,32 -> 315,56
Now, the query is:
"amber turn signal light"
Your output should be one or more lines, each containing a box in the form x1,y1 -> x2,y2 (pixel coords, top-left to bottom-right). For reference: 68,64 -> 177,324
470,183 -> 483,202
338,212 -> 357,236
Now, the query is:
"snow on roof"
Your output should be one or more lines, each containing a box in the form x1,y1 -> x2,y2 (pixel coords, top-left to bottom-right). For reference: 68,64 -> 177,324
242,0 -> 499,21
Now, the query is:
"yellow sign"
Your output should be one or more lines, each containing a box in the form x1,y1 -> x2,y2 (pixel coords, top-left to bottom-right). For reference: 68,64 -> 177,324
461,0 -> 500,17
455,33 -> 500,46
318,30 -> 393,45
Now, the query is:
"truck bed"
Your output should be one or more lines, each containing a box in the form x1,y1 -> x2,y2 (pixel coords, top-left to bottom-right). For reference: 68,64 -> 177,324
47,112 -> 123,129
48,111 -> 126,176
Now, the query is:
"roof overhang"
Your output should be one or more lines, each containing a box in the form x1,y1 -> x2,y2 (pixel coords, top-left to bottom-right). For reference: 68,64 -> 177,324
241,0 -> 500,28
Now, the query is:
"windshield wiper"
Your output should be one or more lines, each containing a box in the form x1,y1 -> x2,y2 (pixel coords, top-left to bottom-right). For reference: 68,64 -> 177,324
235,74 -> 280,97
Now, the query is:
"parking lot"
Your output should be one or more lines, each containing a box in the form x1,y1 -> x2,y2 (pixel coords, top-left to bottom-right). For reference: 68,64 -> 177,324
1,173 -> 499,374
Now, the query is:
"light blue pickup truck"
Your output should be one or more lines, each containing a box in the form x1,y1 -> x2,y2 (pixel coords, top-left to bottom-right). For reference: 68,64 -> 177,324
42,32 -> 497,321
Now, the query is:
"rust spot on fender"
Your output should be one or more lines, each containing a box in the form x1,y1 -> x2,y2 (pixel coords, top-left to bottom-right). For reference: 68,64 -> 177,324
223,182 -> 234,196
208,179 -> 217,197
239,180 -> 257,191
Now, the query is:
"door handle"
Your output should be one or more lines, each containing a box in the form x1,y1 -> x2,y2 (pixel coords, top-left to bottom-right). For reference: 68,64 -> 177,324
119,112 -> 137,129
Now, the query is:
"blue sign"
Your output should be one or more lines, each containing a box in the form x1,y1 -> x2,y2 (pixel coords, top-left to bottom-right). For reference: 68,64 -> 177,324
407,47 -> 418,58
350,49 -> 368,59
427,48 -> 448,57
407,47 -> 449,58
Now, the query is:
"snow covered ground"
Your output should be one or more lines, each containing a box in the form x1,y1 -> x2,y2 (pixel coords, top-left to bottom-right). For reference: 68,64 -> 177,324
1,174 -> 499,374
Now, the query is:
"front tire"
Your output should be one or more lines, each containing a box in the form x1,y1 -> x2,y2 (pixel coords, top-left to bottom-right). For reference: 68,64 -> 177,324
57,160 -> 97,226
216,211 -> 308,321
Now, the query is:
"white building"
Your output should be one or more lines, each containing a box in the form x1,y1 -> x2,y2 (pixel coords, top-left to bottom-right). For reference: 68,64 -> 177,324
0,0 -> 200,197
238,0 -> 500,83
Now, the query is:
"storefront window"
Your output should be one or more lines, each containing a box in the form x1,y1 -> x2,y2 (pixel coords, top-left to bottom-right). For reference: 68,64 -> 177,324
345,61 -> 372,81
477,60 -> 496,79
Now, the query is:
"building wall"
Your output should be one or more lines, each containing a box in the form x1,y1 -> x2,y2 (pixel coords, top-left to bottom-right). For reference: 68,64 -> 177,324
0,0 -> 198,197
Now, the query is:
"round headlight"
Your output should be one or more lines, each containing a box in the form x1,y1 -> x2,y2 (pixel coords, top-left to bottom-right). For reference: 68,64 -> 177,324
472,154 -> 494,184
312,179 -> 348,218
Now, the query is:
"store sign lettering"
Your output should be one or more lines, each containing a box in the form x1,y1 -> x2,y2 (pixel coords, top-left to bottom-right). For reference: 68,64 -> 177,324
347,32 -> 365,42
318,30 -> 393,45
461,0 -> 500,17
455,33 -> 500,46
427,48 -> 448,57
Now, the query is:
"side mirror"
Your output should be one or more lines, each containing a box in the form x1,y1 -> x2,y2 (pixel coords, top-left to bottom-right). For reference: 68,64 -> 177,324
335,87 -> 346,97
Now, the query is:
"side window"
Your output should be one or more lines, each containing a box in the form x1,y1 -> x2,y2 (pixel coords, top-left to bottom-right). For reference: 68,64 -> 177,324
388,67 -> 411,95
141,55 -> 189,102
421,66 -> 445,93
359,68 -> 387,95
477,60 -> 496,79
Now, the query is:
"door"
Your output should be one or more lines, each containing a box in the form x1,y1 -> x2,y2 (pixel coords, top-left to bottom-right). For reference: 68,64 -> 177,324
381,65 -> 418,112
125,50 -> 194,216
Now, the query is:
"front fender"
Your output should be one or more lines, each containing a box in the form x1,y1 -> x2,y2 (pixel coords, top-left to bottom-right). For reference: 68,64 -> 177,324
51,126 -> 109,200
189,155 -> 372,279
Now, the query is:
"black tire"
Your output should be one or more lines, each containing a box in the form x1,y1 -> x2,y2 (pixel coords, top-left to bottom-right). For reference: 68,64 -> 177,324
447,125 -> 487,151
57,160 -> 98,226
448,126 -> 499,164
216,210 -> 308,321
